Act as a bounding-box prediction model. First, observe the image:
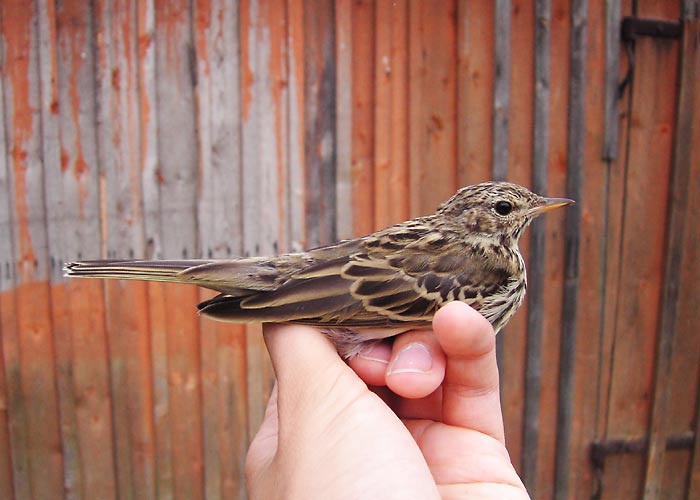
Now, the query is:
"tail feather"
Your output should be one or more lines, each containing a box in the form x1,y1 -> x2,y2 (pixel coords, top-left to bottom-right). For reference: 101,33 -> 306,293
63,259 -> 216,282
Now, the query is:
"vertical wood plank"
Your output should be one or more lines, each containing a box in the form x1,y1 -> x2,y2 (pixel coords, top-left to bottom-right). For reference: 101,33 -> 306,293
500,0 -> 534,484
0,64 -> 18,500
456,0 -> 494,186
682,14 -> 700,500
643,7 -> 700,497
373,0 -> 409,229
153,1 -> 204,498
553,1 -> 587,499
304,1 -> 337,246
597,0 -> 633,483
350,0 -> 375,237
50,1 -> 118,499
408,0 -> 458,216
566,0 -> 610,497
522,0 -> 547,489
492,0 -> 511,181
192,1 -> 248,497
602,8 -> 679,498
1,1 -> 64,498
93,1 -> 157,498
287,0 -> 308,251
335,0 -> 354,240
240,0 -> 285,444
602,0 -> 621,160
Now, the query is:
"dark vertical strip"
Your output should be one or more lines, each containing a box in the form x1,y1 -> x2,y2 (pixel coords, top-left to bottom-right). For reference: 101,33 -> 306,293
492,0 -> 510,182
304,1 -> 337,247
522,0 -> 550,495
554,1 -> 586,498
643,5 -> 699,497
603,0 -> 620,160
493,0 -> 510,370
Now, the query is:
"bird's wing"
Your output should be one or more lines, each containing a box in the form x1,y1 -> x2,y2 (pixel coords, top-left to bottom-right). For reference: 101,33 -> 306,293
199,226 -> 511,327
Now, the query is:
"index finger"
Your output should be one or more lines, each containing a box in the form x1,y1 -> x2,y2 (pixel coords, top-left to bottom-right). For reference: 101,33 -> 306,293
432,301 -> 505,443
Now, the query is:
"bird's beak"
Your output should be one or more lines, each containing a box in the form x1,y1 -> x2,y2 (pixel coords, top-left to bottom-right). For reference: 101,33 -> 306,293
529,197 -> 575,215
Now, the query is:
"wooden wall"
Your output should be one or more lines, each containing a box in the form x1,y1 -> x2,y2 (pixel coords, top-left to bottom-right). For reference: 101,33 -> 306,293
1,1 -> 699,499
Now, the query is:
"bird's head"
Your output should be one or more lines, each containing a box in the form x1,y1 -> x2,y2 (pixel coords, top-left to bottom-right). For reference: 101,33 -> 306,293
437,181 -> 574,245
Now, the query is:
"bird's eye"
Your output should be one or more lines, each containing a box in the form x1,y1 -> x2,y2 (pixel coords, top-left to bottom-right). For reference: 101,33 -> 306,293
494,200 -> 513,216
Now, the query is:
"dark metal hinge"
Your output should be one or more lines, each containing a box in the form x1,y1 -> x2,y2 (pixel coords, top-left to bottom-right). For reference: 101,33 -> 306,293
622,17 -> 683,41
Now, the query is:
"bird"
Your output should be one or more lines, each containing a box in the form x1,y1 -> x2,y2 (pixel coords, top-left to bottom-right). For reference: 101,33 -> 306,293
64,181 -> 573,358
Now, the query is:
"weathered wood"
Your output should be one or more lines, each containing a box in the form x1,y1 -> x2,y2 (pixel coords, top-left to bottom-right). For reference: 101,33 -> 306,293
1,2 -> 65,498
456,0 -> 494,186
192,1 -> 247,498
684,16 -> 700,497
0,24 -> 19,500
522,0 -> 549,492
305,1 -> 338,247
239,0 -> 284,445
335,0 -> 354,239
554,1 -> 587,498
49,2 -> 119,499
153,1 -> 205,497
643,10 -> 700,498
350,0 -> 375,237
287,1 -> 308,252
93,1 -> 158,498
408,0 -> 458,217
597,0 -> 634,463
566,0 -> 610,497
602,24 -> 679,500
492,0 -> 510,182
603,0 -> 621,160
373,0 -> 409,229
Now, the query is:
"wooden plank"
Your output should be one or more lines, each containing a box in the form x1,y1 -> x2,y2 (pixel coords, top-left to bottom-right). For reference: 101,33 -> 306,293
0,291 -> 15,500
50,2 -> 119,499
597,0 -> 633,452
565,0 -> 610,497
93,1 -> 158,498
350,0 -> 375,236
682,14 -> 700,500
499,0 -> 534,484
304,1 -> 337,246
192,0 -> 246,498
373,0 -> 409,229
602,27 -> 679,500
153,1 -> 204,497
521,0 -> 546,490
1,1 -> 65,498
335,0 -> 354,239
408,0 -> 458,216
148,281 -> 173,500
603,0 -> 621,160
239,0 -> 284,442
491,0 -> 510,182
456,0 -> 494,186
642,9 -> 699,498
287,0 -> 307,251
553,1 -> 587,498
0,21 -> 20,500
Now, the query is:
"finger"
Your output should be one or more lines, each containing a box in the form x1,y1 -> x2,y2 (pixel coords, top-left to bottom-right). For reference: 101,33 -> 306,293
348,341 -> 392,387
385,330 -> 446,399
245,384 -> 279,475
263,323 -> 343,385
432,301 -> 505,443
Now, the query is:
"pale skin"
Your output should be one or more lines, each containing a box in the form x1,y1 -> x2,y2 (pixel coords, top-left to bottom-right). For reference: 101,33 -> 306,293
245,301 -> 531,499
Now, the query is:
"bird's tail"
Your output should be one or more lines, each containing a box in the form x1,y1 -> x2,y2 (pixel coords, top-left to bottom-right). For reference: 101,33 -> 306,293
63,259 -> 214,283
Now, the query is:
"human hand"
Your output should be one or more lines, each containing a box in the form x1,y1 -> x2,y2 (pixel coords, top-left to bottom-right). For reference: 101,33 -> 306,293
245,301 -> 530,499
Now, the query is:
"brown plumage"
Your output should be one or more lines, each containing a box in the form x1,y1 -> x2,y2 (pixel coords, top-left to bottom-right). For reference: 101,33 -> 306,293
64,181 -> 573,358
